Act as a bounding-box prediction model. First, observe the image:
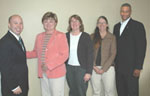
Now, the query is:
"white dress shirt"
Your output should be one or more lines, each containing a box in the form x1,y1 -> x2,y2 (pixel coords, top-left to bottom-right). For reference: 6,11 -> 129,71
9,30 -> 20,40
120,18 -> 131,36
9,30 -> 24,51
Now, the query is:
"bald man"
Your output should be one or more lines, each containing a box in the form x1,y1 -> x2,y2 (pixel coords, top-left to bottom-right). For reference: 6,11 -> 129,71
0,15 -> 28,96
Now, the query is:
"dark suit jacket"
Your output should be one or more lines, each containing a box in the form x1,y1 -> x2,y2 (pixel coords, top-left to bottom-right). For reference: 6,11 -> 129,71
113,18 -> 147,74
0,31 -> 28,96
66,32 -> 94,74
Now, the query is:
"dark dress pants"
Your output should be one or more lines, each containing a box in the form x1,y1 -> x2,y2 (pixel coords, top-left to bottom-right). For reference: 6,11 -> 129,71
66,65 -> 88,96
116,72 -> 139,96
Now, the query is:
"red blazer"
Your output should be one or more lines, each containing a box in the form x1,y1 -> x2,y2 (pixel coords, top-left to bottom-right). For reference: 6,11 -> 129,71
26,30 -> 69,78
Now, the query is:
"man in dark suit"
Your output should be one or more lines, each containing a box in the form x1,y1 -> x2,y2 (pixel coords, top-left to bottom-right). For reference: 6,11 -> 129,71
0,15 -> 28,96
113,3 -> 147,96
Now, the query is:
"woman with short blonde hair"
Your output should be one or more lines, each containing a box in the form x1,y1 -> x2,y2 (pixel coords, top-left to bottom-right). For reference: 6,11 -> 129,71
27,12 -> 69,96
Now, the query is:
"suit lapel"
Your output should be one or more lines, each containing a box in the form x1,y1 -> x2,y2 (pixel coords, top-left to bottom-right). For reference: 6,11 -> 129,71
120,19 -> 132,38
7,31 -> 26,54
115,23 -> 121,39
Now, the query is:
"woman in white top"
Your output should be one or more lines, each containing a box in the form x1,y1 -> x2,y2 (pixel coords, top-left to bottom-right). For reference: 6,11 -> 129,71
65,15 -> 94,96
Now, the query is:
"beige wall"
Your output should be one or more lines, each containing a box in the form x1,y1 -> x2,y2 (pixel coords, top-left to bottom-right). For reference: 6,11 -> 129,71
0,0 -> 149,96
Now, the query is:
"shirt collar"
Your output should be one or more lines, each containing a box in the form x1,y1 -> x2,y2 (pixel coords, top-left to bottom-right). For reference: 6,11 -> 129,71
120,17 -> 131,25
9,30 -> 20,41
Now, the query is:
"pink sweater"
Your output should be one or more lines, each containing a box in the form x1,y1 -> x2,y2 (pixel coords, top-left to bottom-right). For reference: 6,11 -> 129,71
26,30 -> 69,78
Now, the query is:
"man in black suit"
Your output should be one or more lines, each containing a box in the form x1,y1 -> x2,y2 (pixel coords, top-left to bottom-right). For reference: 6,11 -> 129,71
113,3 -> 147,96
0,15 -> 28,96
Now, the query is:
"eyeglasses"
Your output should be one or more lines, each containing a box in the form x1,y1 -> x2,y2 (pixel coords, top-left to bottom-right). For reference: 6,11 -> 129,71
97,22 -> 107,25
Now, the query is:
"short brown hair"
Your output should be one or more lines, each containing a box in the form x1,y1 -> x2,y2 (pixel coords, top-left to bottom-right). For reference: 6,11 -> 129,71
42,12 -> 58,23
67,14 -> 84,32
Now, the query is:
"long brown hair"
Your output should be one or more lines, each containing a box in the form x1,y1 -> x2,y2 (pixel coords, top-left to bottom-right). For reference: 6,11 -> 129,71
93,16 -> 109,48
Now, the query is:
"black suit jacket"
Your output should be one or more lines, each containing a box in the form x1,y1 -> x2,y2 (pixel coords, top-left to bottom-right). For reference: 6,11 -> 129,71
66,32 -> 94,74
0,31 -> 28,96
113,19 -> 147,74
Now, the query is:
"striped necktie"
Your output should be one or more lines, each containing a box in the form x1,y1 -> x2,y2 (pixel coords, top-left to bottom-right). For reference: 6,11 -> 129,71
18,37 -> 25,51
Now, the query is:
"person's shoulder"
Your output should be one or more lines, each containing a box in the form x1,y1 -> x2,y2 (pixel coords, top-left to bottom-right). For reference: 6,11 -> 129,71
82,32 -> 90,37
130,19 -> 144,26
114,22 -> 120,27
0,33 -> 7,41
107,32 -> 116,39
65,32 -> 70,38
0,36 -> 6,45
55,30 -> 66,36
90,33 -> 94,37
66,32 -> 69,35
37,32 -> 45,37
0,33 -> 12,47
0,32 -> 11,41
33,32 -> 44,40
107,32 -> 113,36
55,30 -> 67,39
80,32 -> 92,42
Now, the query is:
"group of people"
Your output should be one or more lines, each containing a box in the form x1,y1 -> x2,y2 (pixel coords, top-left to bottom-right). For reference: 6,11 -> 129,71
0,3 -> 147,96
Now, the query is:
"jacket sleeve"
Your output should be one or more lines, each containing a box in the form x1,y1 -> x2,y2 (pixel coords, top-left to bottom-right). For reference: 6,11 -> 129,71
47,34 -> 69,70
102,35 -> 117,72
0,44 -> 19,90
86,35 -> 94,74
134,22 -> 147,70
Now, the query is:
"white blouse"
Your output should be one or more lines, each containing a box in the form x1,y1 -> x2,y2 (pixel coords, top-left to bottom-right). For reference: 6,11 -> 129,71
68,32 -> 82,66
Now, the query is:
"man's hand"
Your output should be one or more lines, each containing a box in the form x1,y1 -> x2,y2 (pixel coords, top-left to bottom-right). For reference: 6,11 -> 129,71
84,73 -> 91,82
12,86 -> 22,95
133,69 -> 141,77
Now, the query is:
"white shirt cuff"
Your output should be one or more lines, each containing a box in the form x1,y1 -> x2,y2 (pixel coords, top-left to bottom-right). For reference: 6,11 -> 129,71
12,86 -> 19,92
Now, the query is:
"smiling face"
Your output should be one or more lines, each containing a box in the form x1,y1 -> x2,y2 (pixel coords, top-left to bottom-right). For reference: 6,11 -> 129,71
97,18 -> 108,32
70,17 -> 81,32
120,6 -> 131,21
8,15 -> 23,36
43,18 -> 57,32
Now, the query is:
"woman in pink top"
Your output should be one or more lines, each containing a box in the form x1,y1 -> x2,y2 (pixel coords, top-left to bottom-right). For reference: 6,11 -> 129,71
26,12 -> 69,96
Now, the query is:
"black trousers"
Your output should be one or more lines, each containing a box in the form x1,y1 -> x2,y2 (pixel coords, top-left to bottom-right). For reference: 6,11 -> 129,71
116,72 -> 139,96
66,65 -> 88,96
